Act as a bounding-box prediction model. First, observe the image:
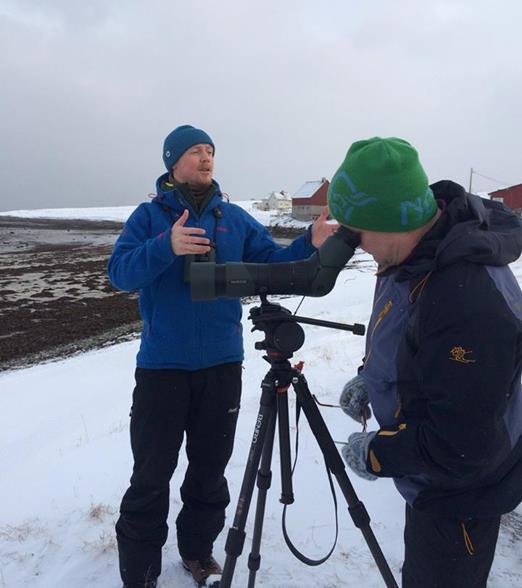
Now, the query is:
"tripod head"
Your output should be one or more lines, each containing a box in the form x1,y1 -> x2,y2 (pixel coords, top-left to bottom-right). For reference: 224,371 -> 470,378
249,297 -> 305,359
249,294 -> 366,360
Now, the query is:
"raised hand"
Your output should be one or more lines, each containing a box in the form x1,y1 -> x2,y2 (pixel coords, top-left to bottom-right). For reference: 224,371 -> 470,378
311,206 -> 339,248
170,209 -> 211,256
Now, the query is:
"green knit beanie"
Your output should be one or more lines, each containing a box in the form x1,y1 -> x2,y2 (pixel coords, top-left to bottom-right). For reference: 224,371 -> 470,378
327,137 -> 437,232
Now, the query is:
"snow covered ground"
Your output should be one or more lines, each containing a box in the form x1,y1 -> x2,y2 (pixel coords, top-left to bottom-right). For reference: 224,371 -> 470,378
1,193 -> 493,226
0,201 -> 309,230
0,208 -> 521,587
0,206 -> 138,223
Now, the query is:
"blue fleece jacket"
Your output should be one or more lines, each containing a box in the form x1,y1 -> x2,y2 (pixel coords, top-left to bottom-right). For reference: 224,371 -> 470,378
108,174 -> 316,369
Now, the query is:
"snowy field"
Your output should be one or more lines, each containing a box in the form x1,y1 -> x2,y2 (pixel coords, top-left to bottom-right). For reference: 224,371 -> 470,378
0,207 -> 521,587
1,192 -> 491,226
0,200 -> 309,230
0,206 -> 138,223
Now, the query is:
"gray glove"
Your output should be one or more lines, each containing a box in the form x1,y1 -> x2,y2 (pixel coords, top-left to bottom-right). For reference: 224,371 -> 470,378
340,375 -> 372,423
341,431 -> 378,481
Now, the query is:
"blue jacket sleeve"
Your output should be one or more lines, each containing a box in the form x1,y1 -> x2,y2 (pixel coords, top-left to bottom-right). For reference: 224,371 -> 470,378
107,204 -> 176,292
242,213 -> 316,263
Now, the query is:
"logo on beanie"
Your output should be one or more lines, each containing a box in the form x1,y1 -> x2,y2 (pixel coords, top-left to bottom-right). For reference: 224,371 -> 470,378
165,150 -> 171,158
329,171 -> 377,225
400,188 -> 436,227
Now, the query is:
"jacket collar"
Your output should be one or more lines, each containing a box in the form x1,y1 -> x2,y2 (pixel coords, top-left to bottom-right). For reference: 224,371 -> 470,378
152,172 -> 222,213
384,180 -> 522,282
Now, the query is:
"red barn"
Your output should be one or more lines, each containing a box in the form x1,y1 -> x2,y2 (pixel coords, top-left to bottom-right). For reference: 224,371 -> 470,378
292,178 -> 329,220
489,184 -> 522,215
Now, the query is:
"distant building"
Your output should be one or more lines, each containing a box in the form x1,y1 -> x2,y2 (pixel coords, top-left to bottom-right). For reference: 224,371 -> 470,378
292,178 -> 329,220
255,190 -> 292,212
489,184 -> 522,216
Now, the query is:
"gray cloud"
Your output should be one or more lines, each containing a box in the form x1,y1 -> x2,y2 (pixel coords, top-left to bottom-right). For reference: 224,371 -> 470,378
1,0 -> 521,211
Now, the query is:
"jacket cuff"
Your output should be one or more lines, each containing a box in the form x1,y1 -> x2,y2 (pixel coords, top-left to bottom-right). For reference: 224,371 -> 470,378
153,230 -> 176,263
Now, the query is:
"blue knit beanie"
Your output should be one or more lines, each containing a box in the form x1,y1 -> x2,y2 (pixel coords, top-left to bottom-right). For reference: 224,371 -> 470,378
162,125 -> 215,171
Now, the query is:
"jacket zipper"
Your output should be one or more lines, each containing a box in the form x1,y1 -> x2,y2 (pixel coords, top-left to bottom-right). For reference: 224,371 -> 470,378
364,298 -> 393,367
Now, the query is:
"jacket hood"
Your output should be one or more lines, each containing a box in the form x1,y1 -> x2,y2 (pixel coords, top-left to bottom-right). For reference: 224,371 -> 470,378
152,172 -> 222,212
395,180 -> 522,280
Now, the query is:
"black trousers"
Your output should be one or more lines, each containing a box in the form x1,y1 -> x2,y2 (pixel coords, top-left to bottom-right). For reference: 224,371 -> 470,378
402,503 -> 501,588
115,363 -> 242,586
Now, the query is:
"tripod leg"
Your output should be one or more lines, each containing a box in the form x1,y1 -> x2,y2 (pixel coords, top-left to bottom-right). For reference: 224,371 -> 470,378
292,373 -> 399,588
277,387 -> 294,505
220,381 -> 278,588
246,412 -> 277,588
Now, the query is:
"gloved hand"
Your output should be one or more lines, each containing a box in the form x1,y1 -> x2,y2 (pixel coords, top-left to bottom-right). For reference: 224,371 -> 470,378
341,432 -> 378,481
339,375 -> 372,423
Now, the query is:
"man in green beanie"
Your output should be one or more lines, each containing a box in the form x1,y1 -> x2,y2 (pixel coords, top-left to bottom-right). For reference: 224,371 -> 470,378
328,137 -> 522,587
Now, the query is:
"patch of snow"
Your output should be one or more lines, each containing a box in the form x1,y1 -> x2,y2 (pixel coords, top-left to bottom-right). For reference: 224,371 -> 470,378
0,229 -> 520,587
0,206 -> 138,223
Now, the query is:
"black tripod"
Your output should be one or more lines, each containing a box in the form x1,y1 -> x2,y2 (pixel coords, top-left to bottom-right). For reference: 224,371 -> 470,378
220,296 -> 398,587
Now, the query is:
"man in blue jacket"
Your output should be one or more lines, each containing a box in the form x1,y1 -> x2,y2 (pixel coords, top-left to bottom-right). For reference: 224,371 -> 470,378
108,125 -> 337,587
328,137 -> 522,587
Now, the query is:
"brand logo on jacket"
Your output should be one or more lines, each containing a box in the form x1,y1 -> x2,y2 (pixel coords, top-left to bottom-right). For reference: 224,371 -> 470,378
449,346 -> 476,364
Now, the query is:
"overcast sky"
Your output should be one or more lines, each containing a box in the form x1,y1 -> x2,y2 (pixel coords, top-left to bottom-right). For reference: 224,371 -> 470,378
1,0 -> 521,211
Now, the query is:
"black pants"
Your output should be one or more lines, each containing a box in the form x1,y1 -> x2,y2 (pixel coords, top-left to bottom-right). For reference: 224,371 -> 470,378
402,504 -> 501,588
115,363 -> 242,586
